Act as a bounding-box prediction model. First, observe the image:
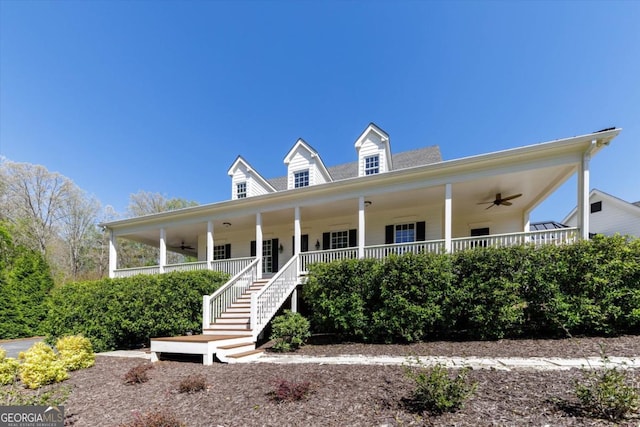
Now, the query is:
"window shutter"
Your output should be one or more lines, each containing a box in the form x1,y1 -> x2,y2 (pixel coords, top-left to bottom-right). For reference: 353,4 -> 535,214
385,225 -> 394,244
348,229 -> 357,247
225,244 -> 231,259
250,240 -> 256,257
322,232 -> 330,250
301,234 -> 309,252
416,221 -> 426,241
272,239 -> 279,273
291,236 -> 295,256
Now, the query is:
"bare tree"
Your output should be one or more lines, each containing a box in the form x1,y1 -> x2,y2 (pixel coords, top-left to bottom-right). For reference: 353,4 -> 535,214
0,161 -> 73,255
58,187 -> 101,280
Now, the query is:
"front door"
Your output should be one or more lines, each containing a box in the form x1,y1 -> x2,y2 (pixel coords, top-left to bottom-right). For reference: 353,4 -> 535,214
251,238 -> 279,274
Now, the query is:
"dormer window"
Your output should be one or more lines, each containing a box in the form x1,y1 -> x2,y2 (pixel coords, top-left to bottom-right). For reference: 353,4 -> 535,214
294,170 -> 309,188
236,182 -> 247,199
365,155 -> 380,175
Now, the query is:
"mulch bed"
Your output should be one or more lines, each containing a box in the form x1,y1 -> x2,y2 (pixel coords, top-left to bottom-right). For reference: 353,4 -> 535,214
8,335 -> 640,426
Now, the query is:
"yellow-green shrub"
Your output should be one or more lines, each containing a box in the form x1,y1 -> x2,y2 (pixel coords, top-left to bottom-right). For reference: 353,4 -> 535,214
18,342 -> 68,389
56,335 -> 95,371
0,347 -> 19,385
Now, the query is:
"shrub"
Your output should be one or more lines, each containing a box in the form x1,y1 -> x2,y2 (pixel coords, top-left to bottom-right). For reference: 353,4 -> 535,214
269,378 -> 312,402
270,310 -> 311,352
574,352 -> 640,421
0,347 -> 19,385
177,374 -> 207,394
45,270 -> 227,352
56,335 -> 95,371
18,342 -> 68,389
404,358 -> 477,414
124,363 -> 153,385
0,383 -> 71,406
118,410 -> 185,427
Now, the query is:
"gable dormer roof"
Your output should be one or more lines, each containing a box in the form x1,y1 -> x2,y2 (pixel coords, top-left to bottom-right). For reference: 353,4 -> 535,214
354,122 -> 393,174
227,155 -> 276,192
283,138 -> 332,183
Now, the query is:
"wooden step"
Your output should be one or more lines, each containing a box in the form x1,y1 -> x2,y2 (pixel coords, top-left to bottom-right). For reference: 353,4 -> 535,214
150,334 -> 251,365
215,317 -> 249,324
204,327 -> 252,335
225,349 -> 263,363
219,311 -> 250,319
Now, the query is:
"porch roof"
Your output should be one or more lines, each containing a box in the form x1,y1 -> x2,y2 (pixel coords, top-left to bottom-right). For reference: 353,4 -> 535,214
101,128 -> 621,239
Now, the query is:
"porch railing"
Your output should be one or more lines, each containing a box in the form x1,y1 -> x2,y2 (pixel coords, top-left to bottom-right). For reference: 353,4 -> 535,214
450,227 -> 579,252
210,257 -> 255,277
113,256 -> 255,278
202,258 -> 259,329
300,248 -> 358,273
364,240 -> 446,258
112,265 -> 160,278
251,255 -> 300,340
164,261 -> 208,273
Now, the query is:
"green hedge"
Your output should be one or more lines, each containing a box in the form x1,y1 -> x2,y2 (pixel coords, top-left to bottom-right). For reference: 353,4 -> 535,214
302,235 -> 640,342
44,270 -> 227,352
0,224 -> 54,339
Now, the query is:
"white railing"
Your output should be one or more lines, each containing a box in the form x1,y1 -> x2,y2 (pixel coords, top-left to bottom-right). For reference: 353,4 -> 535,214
364,240 -> 446,259
300,248 -> 358,273
251,255 -> 300,340
202,258 -> 259,329
112,265 -> 160,278
164,261 -> 208,273
451,227 -> 579,252
113,257 -> 255,278
210,257 -> 255,277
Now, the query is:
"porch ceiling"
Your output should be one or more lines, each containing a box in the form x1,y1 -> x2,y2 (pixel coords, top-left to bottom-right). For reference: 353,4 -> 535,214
115,161 -> 576,250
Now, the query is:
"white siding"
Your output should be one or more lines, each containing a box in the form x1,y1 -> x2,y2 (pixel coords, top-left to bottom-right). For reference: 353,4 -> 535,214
358,134 -> 386,176
230,163 -> 271,198
566,198 -> 640,237
288,150 -> 313,189
231,167 -> 249,200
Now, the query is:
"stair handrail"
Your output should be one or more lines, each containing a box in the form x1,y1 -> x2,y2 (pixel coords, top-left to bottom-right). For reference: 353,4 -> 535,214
250,254 -> 300,340
203,258 -> 259,330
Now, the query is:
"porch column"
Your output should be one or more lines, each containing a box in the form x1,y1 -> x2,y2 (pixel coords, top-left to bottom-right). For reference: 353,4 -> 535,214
358,196 -> 365,258
523,211 -> 530,233
578,149 -> 591,240
294,207 -> 301,255
444,183 -> 452,252
108,229 -> 117,278
256,212 -> 263,279
159,228 -> 167,274
207,220 -> 214,269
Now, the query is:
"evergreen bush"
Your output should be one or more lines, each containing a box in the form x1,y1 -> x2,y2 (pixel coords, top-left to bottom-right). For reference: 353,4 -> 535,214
269,310 -> 311,352
0,347 -> 19,385
303,235 -> 640,342
56,335 -> 95,371
18,342 -> 68,389
44,270 -> 227,352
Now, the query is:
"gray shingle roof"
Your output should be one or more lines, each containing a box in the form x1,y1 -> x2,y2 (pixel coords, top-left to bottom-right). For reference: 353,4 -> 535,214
266,145 -> 441,190
634,201 -> 640,208
529,221 -> 569,231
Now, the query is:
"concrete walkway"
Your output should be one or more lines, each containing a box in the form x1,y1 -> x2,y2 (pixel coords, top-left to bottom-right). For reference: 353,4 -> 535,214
95,349 -> 640,371
254,354 -> 640,371
0,337 -> 43,358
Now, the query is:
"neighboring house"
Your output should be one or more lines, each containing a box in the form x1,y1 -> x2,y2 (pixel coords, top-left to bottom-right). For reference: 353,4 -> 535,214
101,124 -> 621,363
563,189 -> 640,237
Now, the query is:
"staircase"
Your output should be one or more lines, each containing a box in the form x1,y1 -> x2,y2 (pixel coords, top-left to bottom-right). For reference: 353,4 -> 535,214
150,256 -> 299,365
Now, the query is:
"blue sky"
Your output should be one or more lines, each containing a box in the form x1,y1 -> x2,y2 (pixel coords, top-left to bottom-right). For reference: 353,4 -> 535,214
1,1 -> 639,222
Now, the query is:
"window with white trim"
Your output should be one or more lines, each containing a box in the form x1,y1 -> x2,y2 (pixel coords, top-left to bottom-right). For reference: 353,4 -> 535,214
331,230 -> 349,249
364,155 -> 380,175
236,182 -> 247,199
294,170 -> 309,188
395,223 -> 415,243
213,245 -> 227,260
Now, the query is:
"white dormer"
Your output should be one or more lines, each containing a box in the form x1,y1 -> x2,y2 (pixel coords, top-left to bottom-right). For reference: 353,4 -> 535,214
354,123 -> 392,176
283,139 -> 332,189
227,156 -> 276,200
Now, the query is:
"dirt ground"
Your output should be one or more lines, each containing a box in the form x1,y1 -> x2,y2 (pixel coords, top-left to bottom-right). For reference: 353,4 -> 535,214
7,335 -> 640,426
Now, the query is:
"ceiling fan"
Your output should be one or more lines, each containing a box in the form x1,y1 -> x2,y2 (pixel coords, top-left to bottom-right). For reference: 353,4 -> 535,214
478,192 -> 523,209
171,241 -> 194,251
